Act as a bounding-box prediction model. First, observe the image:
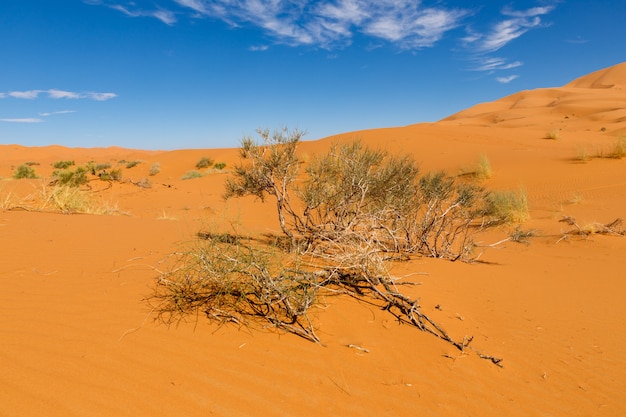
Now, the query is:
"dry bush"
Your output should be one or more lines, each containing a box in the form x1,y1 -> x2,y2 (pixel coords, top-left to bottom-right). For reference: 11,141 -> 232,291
152,128 -> 511,365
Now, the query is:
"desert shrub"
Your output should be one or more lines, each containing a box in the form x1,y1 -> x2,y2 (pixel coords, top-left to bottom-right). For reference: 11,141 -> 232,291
13,164 -> 38,179
611,137 -> 626,159
98,168 -> 123,181
25,161 -> 40,166
486,189 -> 529,223
182,170 -> 205,180
149,163 -> 161,176
52,166 -> 89,187
154,128 -> 510,365
52,160 -> 75,169
126,160 -> 141,169
545,130 -> 560,140
196,157 -> 214,169
214,162 -> 227,170
95,162 -> 112,171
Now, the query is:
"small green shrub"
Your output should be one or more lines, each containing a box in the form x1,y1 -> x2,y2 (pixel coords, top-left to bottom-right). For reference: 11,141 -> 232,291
196,157 -> 214,169
99,169 -> 123,182
213,162 -> 227,170
52,166 -> 89,187
52,160 -> 75,169
13,164 -> 38,179
125,160 -> 141,169
95,162 -> 112,171
25,161 -> 40,166
182,170 -> 205,180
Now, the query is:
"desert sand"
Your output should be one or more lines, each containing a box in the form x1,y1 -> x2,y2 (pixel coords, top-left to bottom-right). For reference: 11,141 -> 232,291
1,63 -> 625,416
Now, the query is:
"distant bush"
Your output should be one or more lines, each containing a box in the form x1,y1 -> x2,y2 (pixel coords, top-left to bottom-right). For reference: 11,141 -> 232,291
13,164 -> 38,179
545,130 -> 560,140
24,161 -> 40,166
182,170 -> 205,180
149,163 -> 161,176
196,157 -> 214,169
126,160 -> 141,169
52,166 -> 89,187
52,160 -> 75,169
99,169 -> 122,181
213,162 -> 227,170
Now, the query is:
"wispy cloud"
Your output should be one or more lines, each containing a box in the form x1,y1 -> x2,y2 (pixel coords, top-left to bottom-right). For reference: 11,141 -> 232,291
496,75 -> 519,84
1,89 -> 117,101
0,118 -> 44,123
463,4 -> 556,81
39,110 -> 77,117
98,1 -> 468,50
473,6 -> 554,53
472,57 -> 523,72
111,4 -> 177,25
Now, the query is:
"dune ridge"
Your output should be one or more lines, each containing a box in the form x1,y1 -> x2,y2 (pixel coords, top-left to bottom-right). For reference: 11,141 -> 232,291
1,62 -> 625,416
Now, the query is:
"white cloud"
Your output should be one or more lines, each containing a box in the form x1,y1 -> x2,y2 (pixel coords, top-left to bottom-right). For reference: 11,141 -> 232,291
0,118 -> 44,123
47,89 -> 81,99
476,6 -> 554,52
473,57 -> 523,71
2,89 -> 117,101
9,90 -> 43,99
39,110 -> 77,117
109,3 -> 177,25
496,75 -> 519,83
249,45 -> 269,52
103,0 -> 467,49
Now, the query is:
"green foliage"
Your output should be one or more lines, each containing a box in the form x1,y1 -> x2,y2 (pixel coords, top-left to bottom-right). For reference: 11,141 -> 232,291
99,168 -> 122,181
213,162 -> 227,170
13,164 -> 38,179
52,166 -> 89,187
125,160 -> 141,169
52,160 -> 75,169
196,157 -> 214,169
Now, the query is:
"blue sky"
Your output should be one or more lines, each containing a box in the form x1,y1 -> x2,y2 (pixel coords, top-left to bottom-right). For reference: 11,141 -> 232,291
1,0 -> 624,149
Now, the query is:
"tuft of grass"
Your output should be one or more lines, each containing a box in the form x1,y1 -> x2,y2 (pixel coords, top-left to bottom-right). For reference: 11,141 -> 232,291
149,162 -> 161,176
509,227 -> 537,244
611,137 -> 626,159
196,157 -> 214,169
125,160 -> 141,169
475,155 -> 492,180
213,162 -> 227,170
487,189 -> 529,223
182,170 -> 205,180
545,129 -> 560,140
13,164 -> 38,179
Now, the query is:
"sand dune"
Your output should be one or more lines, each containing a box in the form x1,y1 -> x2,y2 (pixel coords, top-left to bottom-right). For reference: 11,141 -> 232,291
1,62 -> 625,416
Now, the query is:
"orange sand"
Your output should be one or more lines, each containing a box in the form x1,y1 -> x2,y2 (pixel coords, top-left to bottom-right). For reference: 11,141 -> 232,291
1,62 -> 625,416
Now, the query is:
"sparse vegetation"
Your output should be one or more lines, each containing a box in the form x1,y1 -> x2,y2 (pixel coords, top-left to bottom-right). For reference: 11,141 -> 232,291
52,160 -> 75,169
13,164 -> 38,179
182,170 -> 205,180
52,166 -> 89,187
486,189 -> 529,223
460,155 -> 492,180
151,128 -> 518,366
149,163 -> 161,176
125,160 -> 141,169
546,129 -> 560,140
213,162 -> 227,170
196,157 -> 214,169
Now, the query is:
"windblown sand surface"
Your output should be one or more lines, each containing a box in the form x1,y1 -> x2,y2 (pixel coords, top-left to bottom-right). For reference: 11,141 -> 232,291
2,63 -> 625,416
